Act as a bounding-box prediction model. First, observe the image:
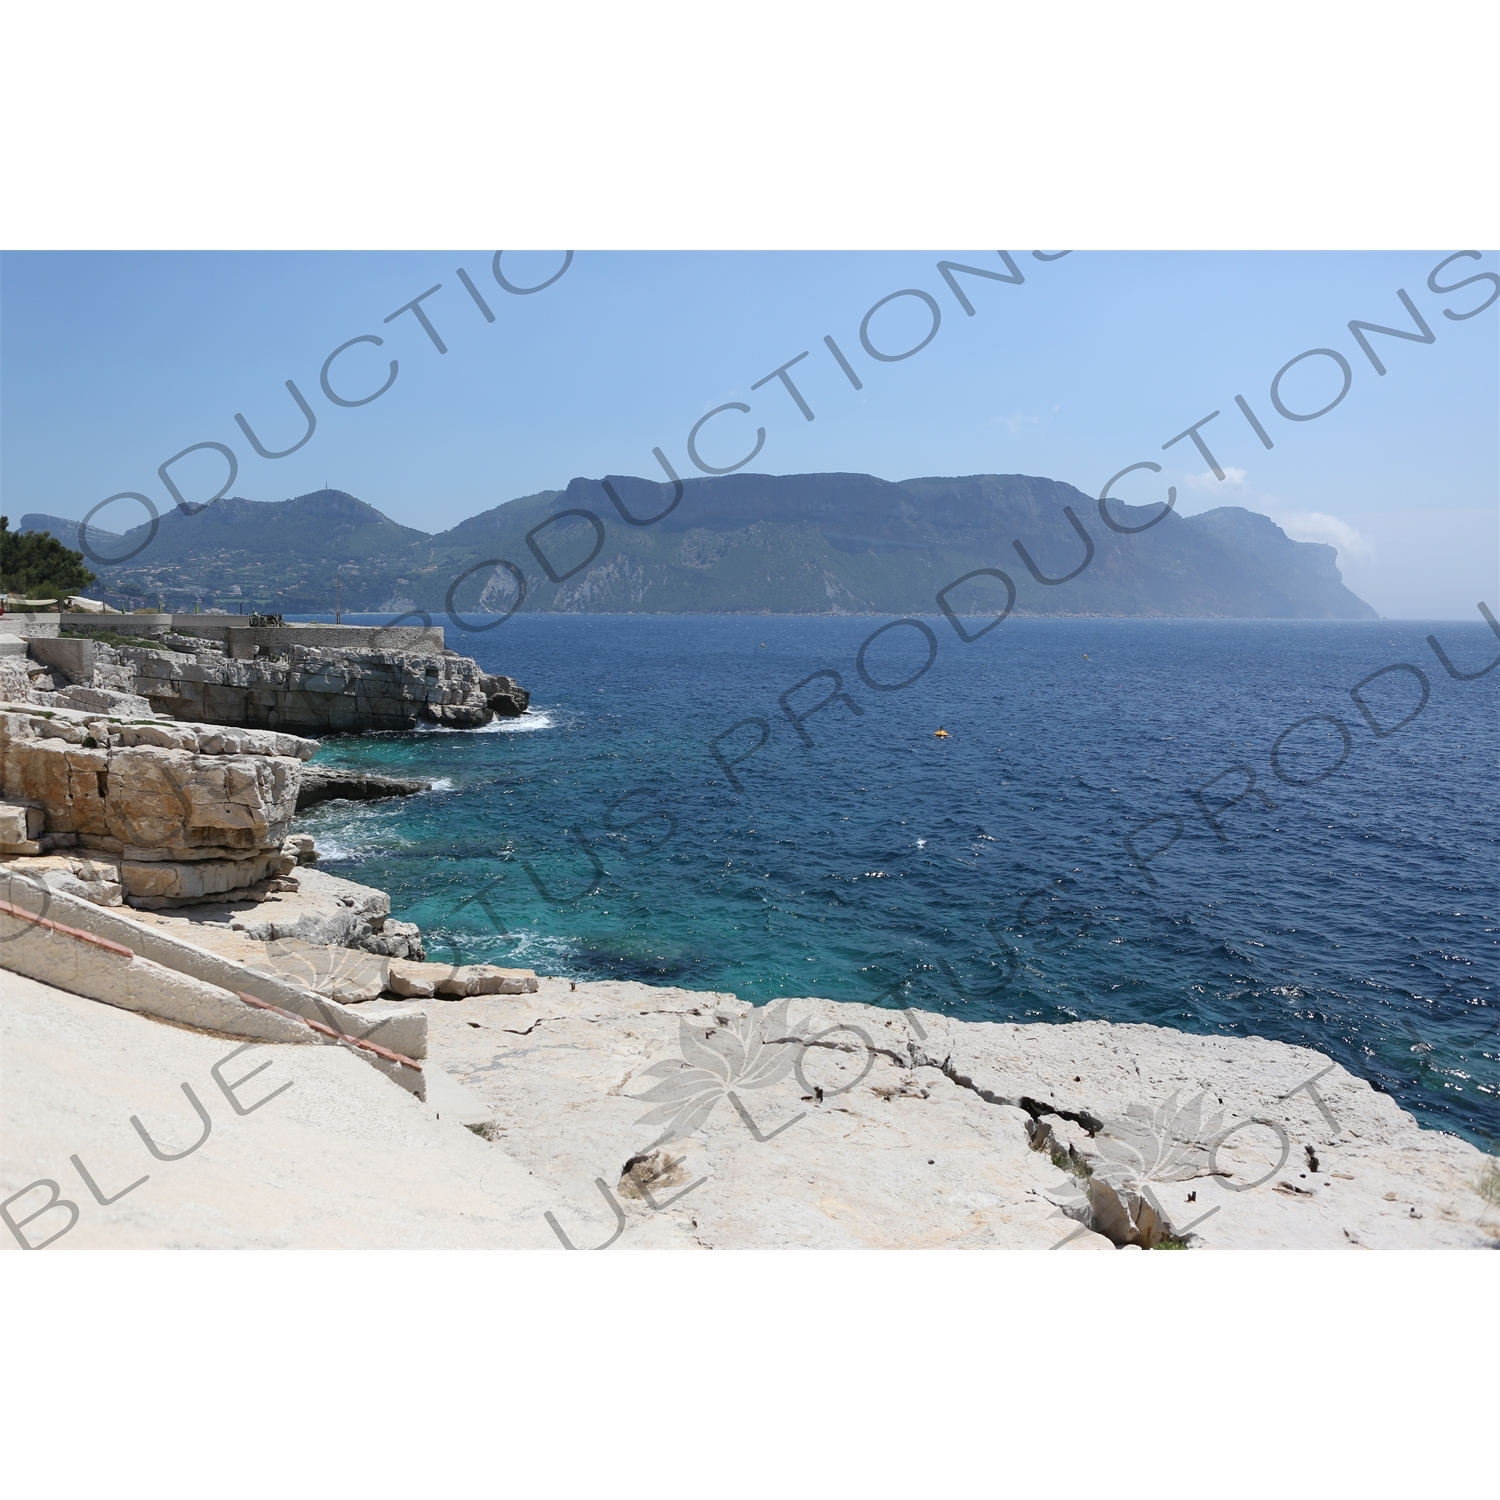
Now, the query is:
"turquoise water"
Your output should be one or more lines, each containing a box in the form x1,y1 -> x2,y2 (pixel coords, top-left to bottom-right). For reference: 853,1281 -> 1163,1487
294,613 -> 1498,1149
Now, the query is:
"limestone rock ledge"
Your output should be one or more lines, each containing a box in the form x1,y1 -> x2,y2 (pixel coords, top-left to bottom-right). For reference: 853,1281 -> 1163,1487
113,872 -> 534,1006
221,865 -> 394,947
386,958 -> 539,998
121,641 -> 528,733
0,702 -> 316,908
421,980 -> 1500,1251
3,925 -> 1489,1247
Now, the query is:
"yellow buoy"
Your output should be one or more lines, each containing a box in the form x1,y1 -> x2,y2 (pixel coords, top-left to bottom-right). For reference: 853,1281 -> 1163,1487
934,728 -> 949,738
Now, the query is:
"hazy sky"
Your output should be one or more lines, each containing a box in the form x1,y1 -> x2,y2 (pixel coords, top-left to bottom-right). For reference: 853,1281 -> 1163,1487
2,250 -> 1495,618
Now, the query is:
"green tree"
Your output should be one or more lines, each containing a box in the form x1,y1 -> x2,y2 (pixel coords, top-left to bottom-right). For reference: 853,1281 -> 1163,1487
0,516 -> 97,600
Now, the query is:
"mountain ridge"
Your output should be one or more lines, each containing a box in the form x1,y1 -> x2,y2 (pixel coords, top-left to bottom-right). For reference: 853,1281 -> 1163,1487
17,474 -> 1378,619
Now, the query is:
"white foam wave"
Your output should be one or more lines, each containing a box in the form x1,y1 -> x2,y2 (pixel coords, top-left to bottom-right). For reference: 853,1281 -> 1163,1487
302,834 -> 377,863
296,801 -> 408,863
422,927 -> 573,971
476,710 -> 555,734
415,709 -> 556,735
427,777 -> 455,792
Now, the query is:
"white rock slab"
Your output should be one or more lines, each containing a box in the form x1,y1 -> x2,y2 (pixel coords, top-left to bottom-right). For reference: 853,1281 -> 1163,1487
420,978 -> 1498,1251
0,971 -> 695,1250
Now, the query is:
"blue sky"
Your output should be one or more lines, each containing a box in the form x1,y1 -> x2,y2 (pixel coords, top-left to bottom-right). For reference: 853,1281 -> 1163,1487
2,250 -> 1495,617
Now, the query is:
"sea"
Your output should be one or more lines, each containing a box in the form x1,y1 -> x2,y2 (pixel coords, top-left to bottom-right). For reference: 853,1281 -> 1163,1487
295,614 -> 1498,1150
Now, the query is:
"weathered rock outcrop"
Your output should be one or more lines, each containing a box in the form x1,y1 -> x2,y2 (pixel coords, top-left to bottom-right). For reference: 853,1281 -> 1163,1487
4,848 -> 124,905
0,654 -> 47,705
220,865 -> 417,954
121,640 -> 528,733
4,718 -> 436,961
19,858 -> 522,1004
0,702 -> 315,907
54,684 -> 155,718
296,766 -> 430,811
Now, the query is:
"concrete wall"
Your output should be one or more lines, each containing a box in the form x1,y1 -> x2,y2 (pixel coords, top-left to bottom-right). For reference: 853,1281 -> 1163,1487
55,616 -> 446,657
0,613 -> 60,640
221,624 -> 446,658
57,613 -> 172,638
27,636 -> 95,684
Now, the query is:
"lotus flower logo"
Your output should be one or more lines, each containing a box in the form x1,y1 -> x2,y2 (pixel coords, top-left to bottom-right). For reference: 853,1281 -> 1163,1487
631,999 -> 805,1146
1045,1092 -> 1227,1248
1090,1091 -> 1227,1190
250,938 -> 382,1000
547,1002 -> 874,1249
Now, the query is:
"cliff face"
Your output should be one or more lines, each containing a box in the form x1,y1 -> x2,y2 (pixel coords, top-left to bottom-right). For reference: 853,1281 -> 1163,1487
0,704 -> 315,907
105,638 -> 528,733
448,477 -> 1376,619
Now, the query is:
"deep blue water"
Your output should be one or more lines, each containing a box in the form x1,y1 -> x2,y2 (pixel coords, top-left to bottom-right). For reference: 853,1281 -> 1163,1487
297,614 -> 1499,1149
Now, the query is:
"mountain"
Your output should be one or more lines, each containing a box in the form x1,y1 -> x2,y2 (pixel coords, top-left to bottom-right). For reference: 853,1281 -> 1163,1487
17,512 -> 123,553
41,475 -> 1377,619
27,490 -> 429,613
411,472 -> 1377,620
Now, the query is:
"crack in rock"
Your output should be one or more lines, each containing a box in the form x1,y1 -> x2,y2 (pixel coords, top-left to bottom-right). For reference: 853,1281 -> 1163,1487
909,1047 -> 1105,1135
769,1033 -> 908,1068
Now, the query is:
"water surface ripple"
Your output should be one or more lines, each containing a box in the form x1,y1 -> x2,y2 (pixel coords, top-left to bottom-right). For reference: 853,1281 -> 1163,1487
301,615 -> 1498,1148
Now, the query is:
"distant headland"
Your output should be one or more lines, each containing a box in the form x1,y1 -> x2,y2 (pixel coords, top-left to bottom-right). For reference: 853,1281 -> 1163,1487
18,471 -> 1379,620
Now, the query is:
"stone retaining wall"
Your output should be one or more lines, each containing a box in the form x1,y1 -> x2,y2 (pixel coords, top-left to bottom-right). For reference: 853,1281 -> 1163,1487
0,612 -> 60,640
221,623 -> 445,657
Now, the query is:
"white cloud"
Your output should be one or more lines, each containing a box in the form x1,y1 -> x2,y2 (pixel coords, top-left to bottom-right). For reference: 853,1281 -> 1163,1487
1174,468 -> 1373,561
1183,465 -> 1248,493
1268,510 -> 1373,560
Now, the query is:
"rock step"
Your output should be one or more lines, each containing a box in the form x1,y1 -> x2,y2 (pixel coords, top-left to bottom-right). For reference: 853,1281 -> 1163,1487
388,958 -> 540,999
0,868 -> 428,1092
0,799 -> 47,854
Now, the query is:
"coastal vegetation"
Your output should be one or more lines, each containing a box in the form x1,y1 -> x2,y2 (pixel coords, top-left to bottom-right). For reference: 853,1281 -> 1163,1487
1478,1159 -> 1500,1206
59,628 -> 162,649
0,514 -> 96,600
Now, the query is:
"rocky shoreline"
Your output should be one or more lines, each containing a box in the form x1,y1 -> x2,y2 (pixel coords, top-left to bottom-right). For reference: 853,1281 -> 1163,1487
5,946 -> 1496,1249
1,615 -> 528,731
0,700 -> 537,1001
0,618 -> 535,997
124,638 -> 528,732
2,625 -> 1494,1251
